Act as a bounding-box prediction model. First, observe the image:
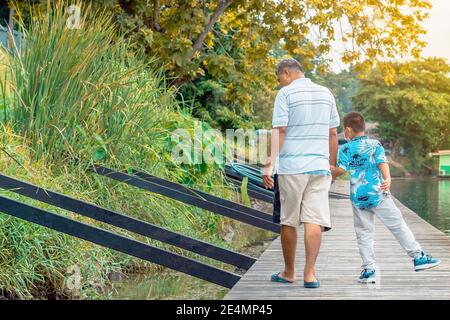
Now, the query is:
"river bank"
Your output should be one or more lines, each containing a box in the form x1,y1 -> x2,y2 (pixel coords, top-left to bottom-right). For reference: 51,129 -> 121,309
108,230 -> 275,300
108,200 -> 276,300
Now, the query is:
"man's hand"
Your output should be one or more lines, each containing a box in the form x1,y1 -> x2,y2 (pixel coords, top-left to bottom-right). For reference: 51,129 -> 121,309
262,161 -> 274,189
330,165 -> 337,181
380,177 -> 391,192
330,164 -> 346,180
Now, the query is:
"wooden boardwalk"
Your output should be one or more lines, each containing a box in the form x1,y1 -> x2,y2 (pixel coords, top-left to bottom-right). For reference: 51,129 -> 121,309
225,180 -> 450,300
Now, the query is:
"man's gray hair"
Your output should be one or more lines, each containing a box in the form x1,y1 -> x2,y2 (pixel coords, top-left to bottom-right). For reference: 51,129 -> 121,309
276,58 -> 305,75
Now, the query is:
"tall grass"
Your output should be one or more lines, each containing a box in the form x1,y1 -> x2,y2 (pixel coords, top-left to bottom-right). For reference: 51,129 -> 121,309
0,1 -> 266,299
5,1 -> 162,164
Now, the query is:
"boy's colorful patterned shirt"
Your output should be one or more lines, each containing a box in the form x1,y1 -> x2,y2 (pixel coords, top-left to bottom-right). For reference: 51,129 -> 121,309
337,136 -> 388,209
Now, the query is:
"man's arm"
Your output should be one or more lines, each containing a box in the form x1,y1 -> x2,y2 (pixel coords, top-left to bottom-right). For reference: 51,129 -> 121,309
378,163 -> 391,191
262,126 -> 287,189
329,127 -> 338,167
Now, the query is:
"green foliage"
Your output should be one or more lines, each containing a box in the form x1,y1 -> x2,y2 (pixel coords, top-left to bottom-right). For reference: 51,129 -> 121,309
311,69 -> 360,118
353,58 -> 450,167
240,177 -> 251,207
15,0 -> 428,129
0,1 -> 248,299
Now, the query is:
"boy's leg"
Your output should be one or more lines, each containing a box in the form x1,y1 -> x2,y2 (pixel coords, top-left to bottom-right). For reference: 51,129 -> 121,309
352,205 -> 376,271
374,196 -> 422,259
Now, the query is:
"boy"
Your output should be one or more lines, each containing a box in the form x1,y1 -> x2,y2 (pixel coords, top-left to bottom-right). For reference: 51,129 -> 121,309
331,111 -> 441,283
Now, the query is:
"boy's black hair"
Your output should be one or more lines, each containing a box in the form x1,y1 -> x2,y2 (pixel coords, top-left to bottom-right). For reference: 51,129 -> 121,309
343,111 -> 365,133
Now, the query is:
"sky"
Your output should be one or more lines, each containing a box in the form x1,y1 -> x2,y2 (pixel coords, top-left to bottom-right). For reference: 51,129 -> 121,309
330,0 -> 450,71
421,0 -> 450,62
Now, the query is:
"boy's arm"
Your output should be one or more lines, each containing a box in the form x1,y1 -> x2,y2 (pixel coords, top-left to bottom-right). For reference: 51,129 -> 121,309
375,142 -> 390,191
334,144 -> 349,180
378,163 -> 391,191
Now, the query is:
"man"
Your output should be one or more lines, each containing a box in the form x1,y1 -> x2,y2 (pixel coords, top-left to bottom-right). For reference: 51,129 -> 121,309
262,58 -> 339,288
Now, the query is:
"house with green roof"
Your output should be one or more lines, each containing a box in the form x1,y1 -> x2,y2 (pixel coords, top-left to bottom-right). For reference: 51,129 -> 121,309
432,150 -> 450,177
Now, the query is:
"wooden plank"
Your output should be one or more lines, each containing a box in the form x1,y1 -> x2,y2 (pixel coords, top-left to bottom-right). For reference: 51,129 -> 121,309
0,196 -> 240,289
225,180 -> 450,299
131,169 -> 273,222
93,165 -> 281,233
0,173 -> 256,270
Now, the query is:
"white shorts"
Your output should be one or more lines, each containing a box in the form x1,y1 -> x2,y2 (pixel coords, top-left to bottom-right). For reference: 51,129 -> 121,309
278,174 -> 332,231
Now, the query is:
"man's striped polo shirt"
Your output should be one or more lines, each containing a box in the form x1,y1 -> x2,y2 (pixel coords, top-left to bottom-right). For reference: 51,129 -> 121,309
271,77 -> 340,175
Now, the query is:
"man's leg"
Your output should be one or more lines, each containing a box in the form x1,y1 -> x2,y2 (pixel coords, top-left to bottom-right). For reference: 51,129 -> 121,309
375,196 -> 422,258
280,225 -> 297,281
303,223 -> 322,282
274,175 -> 306,282
299,175 -> 332,282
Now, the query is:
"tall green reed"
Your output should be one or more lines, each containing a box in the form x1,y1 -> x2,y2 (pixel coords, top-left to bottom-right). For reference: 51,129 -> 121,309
4,1 -> 166,164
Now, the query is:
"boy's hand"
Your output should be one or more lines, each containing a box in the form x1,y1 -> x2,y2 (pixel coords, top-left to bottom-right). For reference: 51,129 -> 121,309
378,163 -> 391,191
380,177 -> 391,191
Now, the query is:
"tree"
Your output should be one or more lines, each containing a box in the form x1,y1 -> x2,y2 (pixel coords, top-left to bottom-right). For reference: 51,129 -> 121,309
9,0 -> 432,128
311,68 -> 360,116
352,58 -> 450,167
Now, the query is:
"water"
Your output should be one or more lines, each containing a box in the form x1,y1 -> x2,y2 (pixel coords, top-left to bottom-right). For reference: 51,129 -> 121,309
390,178 -> 450,235
109,271 -> 229,300
109,226 -> 276,300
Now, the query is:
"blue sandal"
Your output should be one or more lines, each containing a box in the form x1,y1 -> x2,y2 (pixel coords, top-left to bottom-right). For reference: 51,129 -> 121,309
270,272 -> 293,283
304,280 -> 320,288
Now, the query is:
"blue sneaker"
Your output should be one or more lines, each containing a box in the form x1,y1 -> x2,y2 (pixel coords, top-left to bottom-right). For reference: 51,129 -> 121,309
414,252 -> 441,271
358,269 -> 376,283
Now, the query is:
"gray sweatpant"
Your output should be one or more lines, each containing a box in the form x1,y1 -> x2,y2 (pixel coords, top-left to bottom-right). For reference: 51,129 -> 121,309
352,196 -> 422,271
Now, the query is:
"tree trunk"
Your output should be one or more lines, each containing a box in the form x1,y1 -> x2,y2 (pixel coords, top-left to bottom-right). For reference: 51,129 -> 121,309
118,0 -> 135,16
190,0 -> 233,59
151,0 -> 164,32
173,0 -> 234,87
